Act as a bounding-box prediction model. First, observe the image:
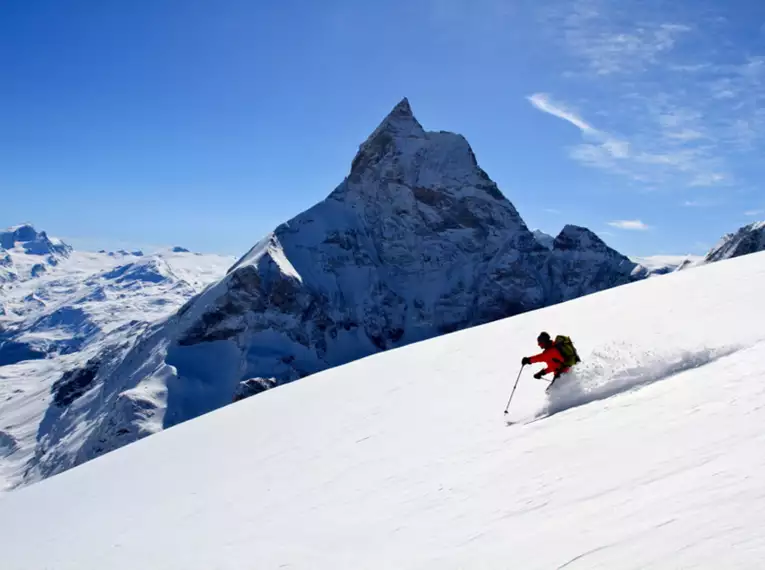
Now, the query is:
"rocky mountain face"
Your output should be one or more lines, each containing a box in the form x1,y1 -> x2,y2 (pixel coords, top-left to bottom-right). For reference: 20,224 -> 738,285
703,221 -> 765,263
0,225 -> 72,285
547,225 -> 641,303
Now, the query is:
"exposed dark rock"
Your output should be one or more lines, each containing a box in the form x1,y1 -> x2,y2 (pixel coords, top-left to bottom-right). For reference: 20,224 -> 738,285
233,378 -> 278,402
52,360 -> 100,407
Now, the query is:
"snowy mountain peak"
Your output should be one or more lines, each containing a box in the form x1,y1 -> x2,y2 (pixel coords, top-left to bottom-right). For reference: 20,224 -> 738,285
345,97 -> 508,213
371,97 -> 421,136
349,98 -> 428,181
704,221 -> 765,263
0,224 -> 73,283
102,257 -> 177,285
553,225 -> 611,253
547,225 -> 639,304
0,224 -> 72,257
1,224 -> 38,246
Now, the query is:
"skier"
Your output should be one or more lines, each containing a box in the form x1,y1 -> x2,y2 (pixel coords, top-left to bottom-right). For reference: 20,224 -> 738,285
522,332 -> 580,390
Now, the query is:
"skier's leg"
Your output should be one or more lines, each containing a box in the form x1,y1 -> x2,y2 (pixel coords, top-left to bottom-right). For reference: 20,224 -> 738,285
545,371 -> 562,393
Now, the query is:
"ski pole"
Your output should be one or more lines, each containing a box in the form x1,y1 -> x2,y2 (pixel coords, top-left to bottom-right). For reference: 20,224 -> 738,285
503,365 -> 525,414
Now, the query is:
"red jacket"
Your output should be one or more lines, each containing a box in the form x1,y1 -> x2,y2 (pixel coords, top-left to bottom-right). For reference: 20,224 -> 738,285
529,346 -> 569,376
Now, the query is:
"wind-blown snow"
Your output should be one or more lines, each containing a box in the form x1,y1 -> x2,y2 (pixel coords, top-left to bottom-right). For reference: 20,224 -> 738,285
1,250 -> 765,569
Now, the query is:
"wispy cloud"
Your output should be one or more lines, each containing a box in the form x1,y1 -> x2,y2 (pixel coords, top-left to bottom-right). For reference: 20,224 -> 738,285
690,173 -> 728,187
683,198 -> 721,208
552,0 -> 691,76
744,209 -> 764,217
531,0 -> 765,190
528,93 -> 595,132
608,219 -> 650,230
527,91 -> 729,187
528,92 -> 632,171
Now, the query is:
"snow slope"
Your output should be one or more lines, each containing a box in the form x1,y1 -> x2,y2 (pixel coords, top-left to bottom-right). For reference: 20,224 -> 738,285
1,248 -> 764,569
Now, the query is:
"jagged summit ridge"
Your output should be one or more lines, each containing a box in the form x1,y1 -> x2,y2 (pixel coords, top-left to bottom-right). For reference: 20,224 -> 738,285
368,97 -> 421,137
346,99 -> 502,205
554,224 -> 613,254
362,98 -> 423,147
704,221 -> 765,263
547,225 -> 638,304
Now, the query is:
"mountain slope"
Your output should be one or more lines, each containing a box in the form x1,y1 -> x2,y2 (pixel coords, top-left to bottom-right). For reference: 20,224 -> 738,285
16,99 -> 657,484
547,224 -> 639,302
532,229 -> 554,249
703,220 -> 765,263
0,232 -> 234,491
1,248 -> 764,569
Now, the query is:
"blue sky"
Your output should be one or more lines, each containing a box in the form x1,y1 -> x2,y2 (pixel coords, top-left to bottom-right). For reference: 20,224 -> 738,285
1,0 -> 764,257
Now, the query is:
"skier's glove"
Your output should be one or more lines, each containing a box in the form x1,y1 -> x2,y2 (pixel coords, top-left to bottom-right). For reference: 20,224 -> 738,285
533,370 -> 545,380
522,357 -> 531,366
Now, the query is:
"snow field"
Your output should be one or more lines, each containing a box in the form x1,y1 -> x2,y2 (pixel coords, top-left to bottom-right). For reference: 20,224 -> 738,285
0,252 -> 764,568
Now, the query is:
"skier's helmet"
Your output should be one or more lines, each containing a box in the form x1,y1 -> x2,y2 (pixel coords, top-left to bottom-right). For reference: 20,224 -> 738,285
537,331 -> 551,348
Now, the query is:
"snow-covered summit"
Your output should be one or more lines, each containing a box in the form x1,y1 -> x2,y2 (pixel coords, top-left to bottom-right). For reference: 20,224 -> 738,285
0,224 -> 71,257
357,97 -> 424,150
0,225 -> 73,284
553,224 -> 614,254
345,97 -> 505,206
102,257 -> 177,285
547,225 -> 640,303
703,221 -> 765,263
